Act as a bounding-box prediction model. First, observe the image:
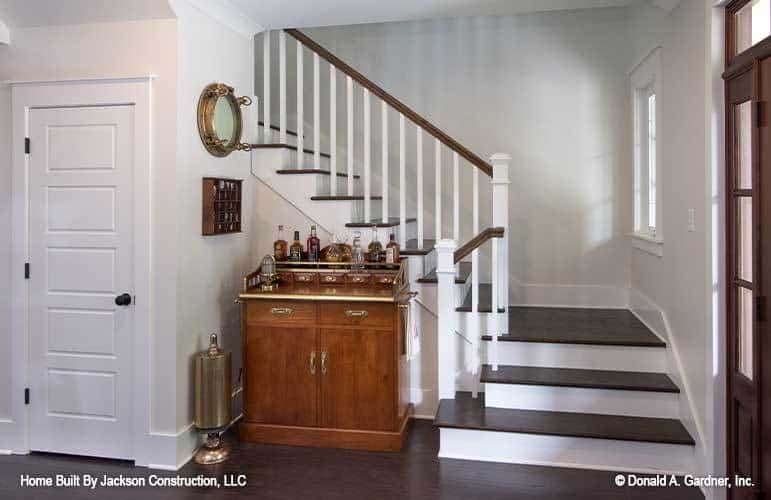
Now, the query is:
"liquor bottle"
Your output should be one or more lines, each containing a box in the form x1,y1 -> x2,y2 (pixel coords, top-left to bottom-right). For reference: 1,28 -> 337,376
289,230 -> 303,261
273,225 -> 288,261
306,225 -> 320,261
385,232 -> 400,264
351,231 -> 365,271
367,225 -> 383,262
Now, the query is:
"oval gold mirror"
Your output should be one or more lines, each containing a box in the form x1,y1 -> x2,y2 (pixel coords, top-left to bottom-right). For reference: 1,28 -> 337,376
197,83 -> 251,157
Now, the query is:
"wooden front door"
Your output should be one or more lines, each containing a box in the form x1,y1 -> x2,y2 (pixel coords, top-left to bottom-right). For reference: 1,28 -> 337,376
725,62 -> 770,499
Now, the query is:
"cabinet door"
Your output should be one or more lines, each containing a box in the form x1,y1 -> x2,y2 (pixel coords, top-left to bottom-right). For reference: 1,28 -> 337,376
319,327 -> 395,431
244,325 -> 317,427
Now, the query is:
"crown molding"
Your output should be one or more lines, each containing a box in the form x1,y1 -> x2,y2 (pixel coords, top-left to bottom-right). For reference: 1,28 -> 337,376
169,0 -> 263,38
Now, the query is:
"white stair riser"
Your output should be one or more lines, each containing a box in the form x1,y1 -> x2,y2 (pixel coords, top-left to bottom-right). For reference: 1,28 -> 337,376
484,383 -> 679,419
439,428 -> 694,475
485,341 -> 667,373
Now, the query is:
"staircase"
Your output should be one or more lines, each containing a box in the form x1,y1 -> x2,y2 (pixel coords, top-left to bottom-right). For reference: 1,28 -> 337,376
251,28 -> 695,475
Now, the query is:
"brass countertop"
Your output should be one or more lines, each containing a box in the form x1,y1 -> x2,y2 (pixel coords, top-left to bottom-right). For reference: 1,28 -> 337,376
239,283 -> 400,303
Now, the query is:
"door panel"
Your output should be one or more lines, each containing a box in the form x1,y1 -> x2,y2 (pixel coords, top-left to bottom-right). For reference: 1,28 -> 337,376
320,327 -> 394,431
28,106 -> 134,459
243,324 -> 317,427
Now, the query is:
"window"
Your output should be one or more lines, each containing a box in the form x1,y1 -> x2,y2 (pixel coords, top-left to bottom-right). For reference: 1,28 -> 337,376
734,0 -> 771,56
647,93 -> 657,234
630,48 -> 662,256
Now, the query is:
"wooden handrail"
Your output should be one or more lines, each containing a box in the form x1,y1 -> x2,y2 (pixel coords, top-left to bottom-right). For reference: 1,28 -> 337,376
285,28 -> 493,177
454,227 -> 504,263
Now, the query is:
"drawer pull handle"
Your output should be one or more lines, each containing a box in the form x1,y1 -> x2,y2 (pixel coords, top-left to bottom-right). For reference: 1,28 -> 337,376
344,310 -> 368,318
379,277 -> 393,284
321,351 -> 328,375
324,275 -> 337,282
296,275 -> 311,282
352,276 -> 365,283
270,307 -> 294,316
309,351 -> 316,375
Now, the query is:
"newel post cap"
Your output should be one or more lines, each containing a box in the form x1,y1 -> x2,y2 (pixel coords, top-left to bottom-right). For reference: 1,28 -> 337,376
489,153 -> 512,164
435,239 -> 458,273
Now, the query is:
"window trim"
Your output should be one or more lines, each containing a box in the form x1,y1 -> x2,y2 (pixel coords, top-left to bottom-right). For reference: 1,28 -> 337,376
630,47 -> 663,257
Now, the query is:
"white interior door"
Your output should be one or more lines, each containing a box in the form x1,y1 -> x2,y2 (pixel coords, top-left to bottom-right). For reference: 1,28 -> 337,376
28,105 -> 135,459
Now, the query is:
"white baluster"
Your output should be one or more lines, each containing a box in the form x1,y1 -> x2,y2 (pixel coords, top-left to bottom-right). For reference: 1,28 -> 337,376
329,65 -> 337,195
263,30 -> 271,142
399,114 -> 406,245
453,152 -> 459,242
491,234 -> 499,371
346,76 -> 353,196
363,88 -> 371,222
279,30 -> 286,143
472,168 -> 479,313
435,138 -> 441,241
435,240 -> 458,400
381,101 -> 389,223
296,39 -> 303,163
313,52 -> 320,170
491,153 -> 511,336
416,128 -> 424,248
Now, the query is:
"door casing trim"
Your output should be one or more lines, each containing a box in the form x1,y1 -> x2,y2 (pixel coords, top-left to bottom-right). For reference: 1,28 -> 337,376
8,77 -> 153,461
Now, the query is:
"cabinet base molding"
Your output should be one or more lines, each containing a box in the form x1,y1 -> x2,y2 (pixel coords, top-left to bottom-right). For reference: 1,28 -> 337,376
239,404 -> 413,452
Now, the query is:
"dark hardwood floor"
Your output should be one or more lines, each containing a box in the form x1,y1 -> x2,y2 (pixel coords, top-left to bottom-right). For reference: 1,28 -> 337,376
0,420 -> 702,500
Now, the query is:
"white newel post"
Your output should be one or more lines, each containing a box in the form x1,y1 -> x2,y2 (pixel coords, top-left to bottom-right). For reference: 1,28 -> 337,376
435,239 -> 458,400
491,153 -> 511,340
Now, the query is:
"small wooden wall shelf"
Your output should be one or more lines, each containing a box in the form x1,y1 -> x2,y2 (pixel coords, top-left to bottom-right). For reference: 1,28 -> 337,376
202,177 -> 242,235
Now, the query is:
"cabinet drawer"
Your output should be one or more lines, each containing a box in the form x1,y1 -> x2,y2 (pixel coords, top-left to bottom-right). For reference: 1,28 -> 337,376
318,302 -> 393,328
293,272 -> 318,285
372,274 -> 396,287
319,273 -> 345,285
345,273 -> 371,286
246,300 -> 315,325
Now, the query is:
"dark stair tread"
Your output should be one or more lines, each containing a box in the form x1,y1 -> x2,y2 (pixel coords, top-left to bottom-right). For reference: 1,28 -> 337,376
276,168 -> 360,179
258,121 -> 303,138
401,238 -> 436,256
480,365 -> 680,393
434,392 -> 695,446
456,284 -> 505,313
479,306 -> 666,348
311,195 -> 383,201
345,217 -> 416,228
252,143 -> 331,158
418,262 -> 473,284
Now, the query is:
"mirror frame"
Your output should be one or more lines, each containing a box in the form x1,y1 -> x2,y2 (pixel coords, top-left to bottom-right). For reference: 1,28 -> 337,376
197,83 -> 251,157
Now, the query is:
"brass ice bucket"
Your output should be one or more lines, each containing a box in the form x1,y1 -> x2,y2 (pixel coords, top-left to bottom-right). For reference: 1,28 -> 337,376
193,334 -> 232,464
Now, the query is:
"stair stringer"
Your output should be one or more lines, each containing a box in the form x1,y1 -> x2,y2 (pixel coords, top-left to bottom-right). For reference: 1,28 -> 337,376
250,149 -> 356,236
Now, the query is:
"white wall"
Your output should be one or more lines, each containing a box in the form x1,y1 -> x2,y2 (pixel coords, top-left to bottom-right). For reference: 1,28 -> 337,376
282,8 -> 637,306
0,17 -> 179,449
170,0 -> 256,453
628,0 -> 719,482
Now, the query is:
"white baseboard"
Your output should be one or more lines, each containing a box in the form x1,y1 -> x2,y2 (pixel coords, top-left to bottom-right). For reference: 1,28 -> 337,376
628,288 -> 706,455
510,281 -> 629,309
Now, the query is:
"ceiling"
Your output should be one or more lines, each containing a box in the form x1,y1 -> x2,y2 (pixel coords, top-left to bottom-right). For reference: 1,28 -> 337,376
228,0 -> 645,30
0,0 -> 174,28
0,0 -> 667,32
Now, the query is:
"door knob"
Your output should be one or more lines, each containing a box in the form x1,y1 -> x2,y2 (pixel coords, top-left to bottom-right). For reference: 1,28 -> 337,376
115,293 -> 132,306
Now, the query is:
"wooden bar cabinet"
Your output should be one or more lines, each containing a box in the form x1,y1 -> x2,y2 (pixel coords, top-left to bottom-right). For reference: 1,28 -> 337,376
238,261 -> 414,451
